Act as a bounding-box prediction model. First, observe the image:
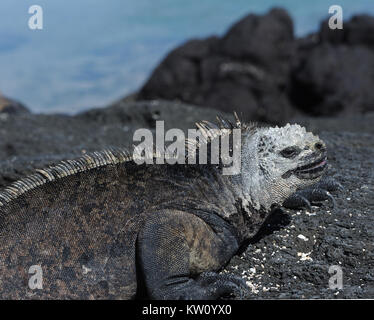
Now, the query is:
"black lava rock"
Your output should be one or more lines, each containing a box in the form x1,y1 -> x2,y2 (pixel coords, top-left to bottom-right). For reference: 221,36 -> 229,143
320,14 -> 374,48
138,8 -> 296,124
290,44 -> 374,116
138,10 -> 374,122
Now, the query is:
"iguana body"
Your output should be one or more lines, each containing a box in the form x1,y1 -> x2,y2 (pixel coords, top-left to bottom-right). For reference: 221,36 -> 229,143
0,117 -> 341,299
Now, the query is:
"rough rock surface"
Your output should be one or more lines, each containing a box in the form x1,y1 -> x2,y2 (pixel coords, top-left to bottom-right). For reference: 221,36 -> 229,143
0,100 -> 372,299
138,10 -> 374,122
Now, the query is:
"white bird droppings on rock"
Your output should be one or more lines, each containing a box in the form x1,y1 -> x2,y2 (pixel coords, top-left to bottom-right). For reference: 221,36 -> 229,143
82,265 -> 92,275
246,281 -> 260,294
297,252 -> 313,261
305,211 -> 316,216
297,234 -> 309,241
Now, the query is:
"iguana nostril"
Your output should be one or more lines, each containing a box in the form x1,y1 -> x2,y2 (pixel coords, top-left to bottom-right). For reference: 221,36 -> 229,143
315,142 -> 323,150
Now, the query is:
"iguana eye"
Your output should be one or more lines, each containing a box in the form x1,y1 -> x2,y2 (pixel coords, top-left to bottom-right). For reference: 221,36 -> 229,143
280,146 -> 300,158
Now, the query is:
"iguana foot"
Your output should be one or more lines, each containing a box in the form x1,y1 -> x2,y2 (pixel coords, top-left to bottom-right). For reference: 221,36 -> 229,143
169,272 -> 248,300
151,272 -> 249,300
316,176 -> 344,192
195,272 -> 249,299
283,176 -> 343,210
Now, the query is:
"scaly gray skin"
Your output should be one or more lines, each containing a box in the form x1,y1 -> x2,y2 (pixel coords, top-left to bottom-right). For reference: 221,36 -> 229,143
0,117 -> 341,299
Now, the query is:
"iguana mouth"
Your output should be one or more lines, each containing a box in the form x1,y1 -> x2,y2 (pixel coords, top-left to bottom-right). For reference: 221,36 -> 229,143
295,155 -> 327,179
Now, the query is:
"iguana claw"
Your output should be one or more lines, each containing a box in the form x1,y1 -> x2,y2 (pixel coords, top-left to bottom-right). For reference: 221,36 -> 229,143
283,194 -> 312,211
196,272 -> 249,299
317,176 -> 344,192
283,176 -> 341,210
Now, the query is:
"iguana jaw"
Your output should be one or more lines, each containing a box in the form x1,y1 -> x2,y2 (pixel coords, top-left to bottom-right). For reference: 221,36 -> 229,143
283,152 -> 327,180
295,154 -> 327,179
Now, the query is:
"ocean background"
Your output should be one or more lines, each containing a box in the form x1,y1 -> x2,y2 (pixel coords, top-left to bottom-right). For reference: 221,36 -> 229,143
0,0 -> 373,114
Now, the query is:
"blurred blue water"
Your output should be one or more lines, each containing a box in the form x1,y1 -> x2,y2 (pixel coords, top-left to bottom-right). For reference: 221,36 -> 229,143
0,0 -> 372,113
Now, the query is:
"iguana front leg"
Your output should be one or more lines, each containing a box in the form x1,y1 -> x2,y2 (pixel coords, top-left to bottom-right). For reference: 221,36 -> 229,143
283,176 -> 343,210
136,210 -> 247,300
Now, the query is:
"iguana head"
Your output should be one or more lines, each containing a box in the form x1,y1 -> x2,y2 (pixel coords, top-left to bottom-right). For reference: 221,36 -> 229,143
239,123 -> 327,211
188,117 -> 326,216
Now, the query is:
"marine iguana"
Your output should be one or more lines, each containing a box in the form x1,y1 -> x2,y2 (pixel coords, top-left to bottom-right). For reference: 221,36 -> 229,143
0,115 -> 341,299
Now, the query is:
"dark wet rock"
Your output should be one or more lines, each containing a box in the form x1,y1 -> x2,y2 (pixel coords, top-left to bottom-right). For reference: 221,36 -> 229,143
138,8 -> 296,124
